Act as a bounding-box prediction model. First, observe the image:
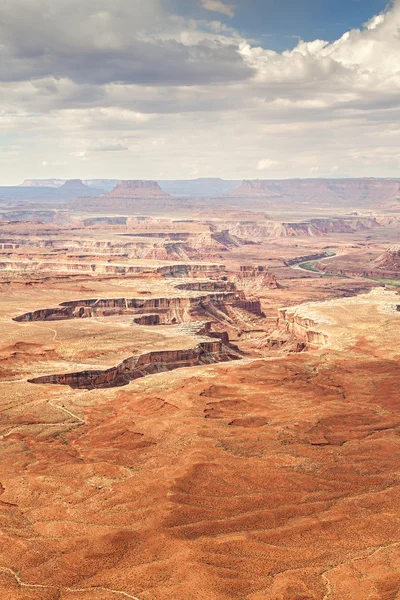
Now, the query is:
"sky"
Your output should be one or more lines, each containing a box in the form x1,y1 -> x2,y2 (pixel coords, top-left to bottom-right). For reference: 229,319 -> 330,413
1,0 -> 399,184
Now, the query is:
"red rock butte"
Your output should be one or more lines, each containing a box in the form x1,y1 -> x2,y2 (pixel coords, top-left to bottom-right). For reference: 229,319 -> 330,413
102,180 -> 171,199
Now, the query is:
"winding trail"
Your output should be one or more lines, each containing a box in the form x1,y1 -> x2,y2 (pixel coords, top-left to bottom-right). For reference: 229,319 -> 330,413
0,566 -> 142,599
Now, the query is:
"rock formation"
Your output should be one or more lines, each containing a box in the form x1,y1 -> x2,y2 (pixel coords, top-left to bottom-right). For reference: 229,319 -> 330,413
20,178 -> 66,187
233,265 -> 278,291
221,216 -> 384,238
227,178 -> 400,207
14,288 -> 264,325
101,180 -> 170,199
29,338 -> 241,389
373,246 -> 400,271
0,260 -> 225,278
278,307 -> 329,348
58,179 -> 96,193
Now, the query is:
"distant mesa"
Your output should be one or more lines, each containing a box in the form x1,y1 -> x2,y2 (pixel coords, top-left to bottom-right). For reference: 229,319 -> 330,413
226,178 -> 400,207
20,178 -> 119,191
58,179 -> 104,199
20,179 -> 66,188
102,180 -> 171,199
228,180 -> 281,198
59,179 -> 94,192
68,180 -> 172,211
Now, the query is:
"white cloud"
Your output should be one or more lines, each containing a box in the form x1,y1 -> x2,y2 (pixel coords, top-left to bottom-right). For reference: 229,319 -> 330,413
257,159 -> 282,171
1,0 -> 400,182
42,160 -> 68,167
200,0 -> 235,18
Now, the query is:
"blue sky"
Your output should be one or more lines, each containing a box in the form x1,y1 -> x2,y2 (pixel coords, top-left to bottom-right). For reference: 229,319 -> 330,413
171,0 -> 391,50
1,0 -> 400,182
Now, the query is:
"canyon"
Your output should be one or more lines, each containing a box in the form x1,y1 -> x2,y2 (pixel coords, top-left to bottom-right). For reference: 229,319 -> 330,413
0,196 -> 399,600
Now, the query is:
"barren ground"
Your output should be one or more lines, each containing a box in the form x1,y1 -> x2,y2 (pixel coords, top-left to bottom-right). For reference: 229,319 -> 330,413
0,213 -> 399,599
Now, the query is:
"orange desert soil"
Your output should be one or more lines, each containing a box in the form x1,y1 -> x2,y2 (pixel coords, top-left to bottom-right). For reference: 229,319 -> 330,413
0,216 -> 399,599
1,284 -> 399,600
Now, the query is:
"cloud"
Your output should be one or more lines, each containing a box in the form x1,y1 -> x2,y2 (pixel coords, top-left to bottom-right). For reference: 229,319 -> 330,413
42,160 -> 68,167
257,159 -> 282,170
0,0 -> 249,86
1,0 -> 400,182
90,143 -> 129,152
200,0 -> 235,18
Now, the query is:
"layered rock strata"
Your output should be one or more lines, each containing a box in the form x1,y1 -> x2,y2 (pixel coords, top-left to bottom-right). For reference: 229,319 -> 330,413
278,307 -> 329,347
29,339 -> 241,389
0,260 -> 225,278
221,217 -> 390,238
233,265 -> 278,291
14,290 -> 264,324
227,178 -> 400,207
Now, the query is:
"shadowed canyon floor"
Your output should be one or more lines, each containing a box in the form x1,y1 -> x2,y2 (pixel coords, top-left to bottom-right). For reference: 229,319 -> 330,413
0,213 -> 399,599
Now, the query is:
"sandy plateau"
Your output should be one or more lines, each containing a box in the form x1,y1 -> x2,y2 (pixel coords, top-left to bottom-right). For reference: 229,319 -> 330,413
0,207 -> 399,600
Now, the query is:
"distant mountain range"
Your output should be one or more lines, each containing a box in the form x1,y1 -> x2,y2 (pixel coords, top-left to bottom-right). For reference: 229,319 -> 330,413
19,177 -> 239,196
1,177 -> 399,211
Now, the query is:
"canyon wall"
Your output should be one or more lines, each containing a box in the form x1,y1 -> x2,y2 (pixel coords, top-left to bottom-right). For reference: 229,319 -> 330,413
14,289 -> 264,324
278,307 -> 329,348
232,265 -> 278,290
222,217 -> 385,239
28,340 -> 240,389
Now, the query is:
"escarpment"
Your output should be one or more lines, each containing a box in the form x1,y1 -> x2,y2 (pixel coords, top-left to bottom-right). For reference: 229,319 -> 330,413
233,265 -> 278,290
220,216 -> 388,239
227,178 -> 400,207
175,281 -> 236,292
0,260 -> 226,279
278,308 -> 329,348
14,289 -> 264,324
28,340 -> 241,389
373,246 -> 400,272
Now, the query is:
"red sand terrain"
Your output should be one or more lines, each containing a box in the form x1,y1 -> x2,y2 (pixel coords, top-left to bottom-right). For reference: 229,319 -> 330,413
0,213 -> 399,599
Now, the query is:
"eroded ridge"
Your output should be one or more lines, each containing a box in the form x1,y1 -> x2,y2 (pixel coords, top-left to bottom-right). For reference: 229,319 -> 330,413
28,334 -> 241,389
13,290 -> 264,324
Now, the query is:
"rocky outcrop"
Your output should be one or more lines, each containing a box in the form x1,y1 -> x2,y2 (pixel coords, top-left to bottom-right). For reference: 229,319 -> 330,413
234,298 -> 264,316
0,260 -> 226,278
132,314 -> 166,326
14,288 -> 264,324
373,246 -> 400,271
175,281 -> 236,292
233,265 -> 278,290
222,217 -> 384,239
28,340 -> 241,389
0,260 -> 152,275
278,308 -> 329,348
14,296 -> 192,323
156,264 -> 225,278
